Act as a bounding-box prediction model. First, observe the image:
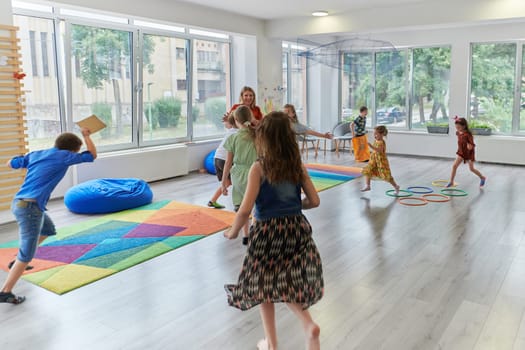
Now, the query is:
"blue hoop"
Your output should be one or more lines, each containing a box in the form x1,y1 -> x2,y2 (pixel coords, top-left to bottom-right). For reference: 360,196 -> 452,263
407,186 -> 434,194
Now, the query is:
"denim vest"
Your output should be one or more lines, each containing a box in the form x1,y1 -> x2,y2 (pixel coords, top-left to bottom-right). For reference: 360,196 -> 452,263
254,180 -> 302,220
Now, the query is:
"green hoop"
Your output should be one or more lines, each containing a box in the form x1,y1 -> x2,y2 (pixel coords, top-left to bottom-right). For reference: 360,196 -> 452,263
440,188 -> 468,197
385,189 -> 413,197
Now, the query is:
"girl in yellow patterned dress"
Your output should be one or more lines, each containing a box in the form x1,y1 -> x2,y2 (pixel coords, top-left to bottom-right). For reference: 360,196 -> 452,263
361,125 -> 400,193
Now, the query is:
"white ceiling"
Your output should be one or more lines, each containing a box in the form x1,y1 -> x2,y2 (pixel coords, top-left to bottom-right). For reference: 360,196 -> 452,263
177,0 -> 434,20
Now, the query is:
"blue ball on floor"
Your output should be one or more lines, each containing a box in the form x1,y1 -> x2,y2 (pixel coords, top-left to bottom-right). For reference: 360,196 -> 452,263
65,178 -> 153,214
204,150 -> 216,175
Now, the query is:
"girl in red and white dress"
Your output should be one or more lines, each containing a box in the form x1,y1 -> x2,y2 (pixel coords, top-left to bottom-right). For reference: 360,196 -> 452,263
447,117 -> 486,188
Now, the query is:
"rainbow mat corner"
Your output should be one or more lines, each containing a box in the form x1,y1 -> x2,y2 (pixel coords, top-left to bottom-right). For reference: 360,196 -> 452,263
305,163 -> 363,192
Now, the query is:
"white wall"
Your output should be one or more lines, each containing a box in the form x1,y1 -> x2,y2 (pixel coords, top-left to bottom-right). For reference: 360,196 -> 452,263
265,0 -> 525,38
0,1 -> 12,25
55,0 -> 264,36
308,63 -> 339,133
256,34 -> 284,113
231,35 -> 258,101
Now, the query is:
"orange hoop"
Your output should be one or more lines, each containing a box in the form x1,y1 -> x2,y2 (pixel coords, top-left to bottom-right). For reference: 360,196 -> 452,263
397,197 -> 428,206
422,193 -> 451,202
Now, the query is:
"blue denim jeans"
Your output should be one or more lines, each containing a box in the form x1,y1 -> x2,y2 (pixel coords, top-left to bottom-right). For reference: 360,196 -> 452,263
11,199 -> 56,263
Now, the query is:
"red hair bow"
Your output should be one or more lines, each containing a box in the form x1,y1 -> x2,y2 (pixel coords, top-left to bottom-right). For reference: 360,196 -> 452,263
13,72 -> 26,80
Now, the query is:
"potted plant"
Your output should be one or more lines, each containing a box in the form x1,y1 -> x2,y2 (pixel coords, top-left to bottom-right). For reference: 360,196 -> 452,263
204,97 -> 226,129
469,120 -> 493,135
152,97 -> 182,128
426,121 -> 449,134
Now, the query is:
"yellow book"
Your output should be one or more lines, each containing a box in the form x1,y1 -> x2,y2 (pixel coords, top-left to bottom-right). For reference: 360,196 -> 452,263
75,114 -> 107,134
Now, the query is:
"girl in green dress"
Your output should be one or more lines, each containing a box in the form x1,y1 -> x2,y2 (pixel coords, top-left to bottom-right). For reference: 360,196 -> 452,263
221,105 -> 257,244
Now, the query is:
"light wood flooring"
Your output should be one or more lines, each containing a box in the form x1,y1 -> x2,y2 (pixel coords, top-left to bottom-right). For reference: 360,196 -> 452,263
1,151 -> 524,350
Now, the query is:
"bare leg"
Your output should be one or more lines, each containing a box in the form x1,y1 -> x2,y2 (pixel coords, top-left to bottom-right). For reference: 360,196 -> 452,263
467,160 -> 484,178
448,157 -> 463,186
2,260 -> 30,293
210,186 -> 222,203
361,176 -> 371,191
389,179 -> 400,194
243,219 -> 250,238
287,303 -> 320,350
259,303 -> 278,350
2,235 -> 47,293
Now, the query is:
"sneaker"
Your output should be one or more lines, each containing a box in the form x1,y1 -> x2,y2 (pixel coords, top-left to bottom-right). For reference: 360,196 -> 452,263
0,292 -> 25,305
207,201 -> 225,209
445,182 -> 453,188
480,177 -> 486,187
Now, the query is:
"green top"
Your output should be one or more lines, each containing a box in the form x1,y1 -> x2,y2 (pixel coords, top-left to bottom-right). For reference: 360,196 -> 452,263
223,128 -> 257,206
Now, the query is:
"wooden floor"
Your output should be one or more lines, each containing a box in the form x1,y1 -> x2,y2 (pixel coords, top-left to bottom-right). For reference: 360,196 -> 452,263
1,151 -> 524,350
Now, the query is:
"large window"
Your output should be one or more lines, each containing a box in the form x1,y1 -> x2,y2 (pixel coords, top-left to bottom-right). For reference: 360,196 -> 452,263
341,52 -> 373,125
282,43 -> 308,124
290,50 -> 307,123
70,24 -> 134,148
410,47 -> 451,130
470,43 -> 516,134
192,39 -> 231,139
282,51 -> 288,105
13,3 -> 233,152
340,47 -> 451,131
521,46 -> 525,133
375,50 -> 408,129
141,34 -> 189,144
13,15 -> 61,150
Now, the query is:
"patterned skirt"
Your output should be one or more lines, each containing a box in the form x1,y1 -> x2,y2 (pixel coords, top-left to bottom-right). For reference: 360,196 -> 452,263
362,154 -> 393,182
225,214 -> 324,311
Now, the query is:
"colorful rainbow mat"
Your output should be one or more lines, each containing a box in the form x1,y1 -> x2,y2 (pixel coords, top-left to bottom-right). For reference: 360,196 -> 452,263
0,200 -> 235,295
305,163 -> 363,192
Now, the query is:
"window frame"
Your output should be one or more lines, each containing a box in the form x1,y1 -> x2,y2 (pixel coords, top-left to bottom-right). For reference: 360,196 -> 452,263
468,40 -> 524,136
12,2 -> 235,153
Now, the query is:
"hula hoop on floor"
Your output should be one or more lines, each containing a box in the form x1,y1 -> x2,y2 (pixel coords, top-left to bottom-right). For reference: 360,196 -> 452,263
385,189 -> 413,197
397,197 -> 428,206
422,193 -> 451,202
407,186 -> 434,194
440,188 -> 468,197
432,180 -> 457,188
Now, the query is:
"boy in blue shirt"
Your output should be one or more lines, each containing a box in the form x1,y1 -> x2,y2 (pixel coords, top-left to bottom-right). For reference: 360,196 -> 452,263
0,127 -> 97,304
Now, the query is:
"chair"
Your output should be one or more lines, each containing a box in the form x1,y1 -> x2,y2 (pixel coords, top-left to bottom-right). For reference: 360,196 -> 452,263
332,122 -> 353,155
297,134 -> 320,158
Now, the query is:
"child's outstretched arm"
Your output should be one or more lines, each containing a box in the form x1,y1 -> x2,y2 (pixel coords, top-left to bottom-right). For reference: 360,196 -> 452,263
81,127 -> 97,159
306,129 -> 333,139
368,142 -> 384,154
224,162 -> 261,239
301,164 -> 320,209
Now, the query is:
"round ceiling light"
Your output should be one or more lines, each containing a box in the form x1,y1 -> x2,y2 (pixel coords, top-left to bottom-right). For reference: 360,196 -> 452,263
312,11 -> 328,17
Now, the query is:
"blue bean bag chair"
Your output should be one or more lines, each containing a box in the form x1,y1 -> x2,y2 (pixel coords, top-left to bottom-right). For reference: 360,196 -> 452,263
204,150 -> 216,175
65,178 -> 153,214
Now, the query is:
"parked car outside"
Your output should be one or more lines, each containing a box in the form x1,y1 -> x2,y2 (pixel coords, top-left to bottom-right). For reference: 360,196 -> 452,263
376,109 -> 391,124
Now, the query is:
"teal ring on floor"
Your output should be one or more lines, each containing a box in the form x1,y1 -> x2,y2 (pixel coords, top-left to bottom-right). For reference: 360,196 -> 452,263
440,188 -> 468,197
385,189 -> 413,197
